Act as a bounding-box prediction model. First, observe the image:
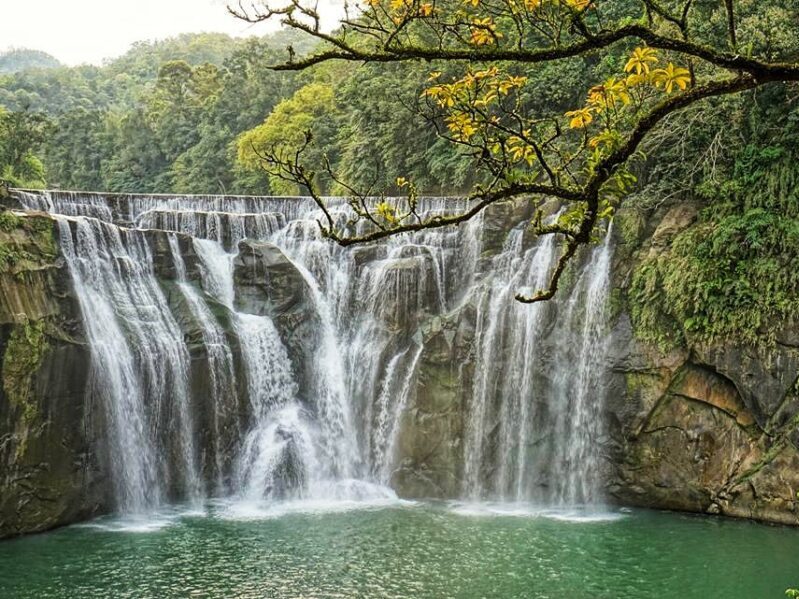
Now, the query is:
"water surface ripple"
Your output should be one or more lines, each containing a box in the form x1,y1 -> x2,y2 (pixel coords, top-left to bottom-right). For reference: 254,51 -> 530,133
1,503 -> 798,598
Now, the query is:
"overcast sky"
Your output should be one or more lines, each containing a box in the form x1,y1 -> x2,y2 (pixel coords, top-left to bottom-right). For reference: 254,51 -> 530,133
3,0 -> 284,66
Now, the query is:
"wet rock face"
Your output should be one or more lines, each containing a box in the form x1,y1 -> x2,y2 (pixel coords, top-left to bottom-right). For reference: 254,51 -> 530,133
148,230 -> 203,283
481,197 -> 534,255
0,214 -> 109,538
0,329 -> 106,536
608,336 -> 799,524
234,240 -> 311,317
371,251 -> 440,332
693,342 -> 799,429
608,360 -> 756,510
393,304 -> 476,498
608,341 -> 799,525
605,204 -> 799,525
233,240 -> 320,397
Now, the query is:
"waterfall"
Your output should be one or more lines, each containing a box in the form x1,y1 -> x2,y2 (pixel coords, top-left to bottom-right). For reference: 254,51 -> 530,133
193,239 -> 235,308
167,235 -> 238,494
15,189 -> 614,514
292,262 -> 360,482
188,232 -> 319,499
54,216 -> 201,511
376,343 -> 424,485
459,221 -> 613,504
549,224 -> 614,505
56,218 -> 159,511
233,313 -> 314,500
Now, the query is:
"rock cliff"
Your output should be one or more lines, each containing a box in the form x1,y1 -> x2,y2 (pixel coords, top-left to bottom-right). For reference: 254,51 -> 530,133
605,203 -> 799,525
2,188 -> 798,538
0,210 -> 105,536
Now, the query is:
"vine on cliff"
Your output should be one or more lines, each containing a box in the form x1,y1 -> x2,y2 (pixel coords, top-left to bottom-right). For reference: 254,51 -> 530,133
630,142 -> 799,348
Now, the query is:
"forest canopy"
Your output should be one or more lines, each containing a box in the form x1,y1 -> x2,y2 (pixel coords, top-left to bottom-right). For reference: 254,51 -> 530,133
3,0 -> 799,337
222,0 -> 799,301
0,30 -> 479,195
0,48 -> 61,75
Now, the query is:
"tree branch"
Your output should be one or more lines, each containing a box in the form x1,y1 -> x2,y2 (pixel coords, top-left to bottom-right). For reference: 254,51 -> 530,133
227,0 -> 799,305
264,22 -> 797,80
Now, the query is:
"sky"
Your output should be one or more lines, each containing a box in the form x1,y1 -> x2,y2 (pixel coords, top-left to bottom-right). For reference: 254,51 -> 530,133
3,0 -> 284,66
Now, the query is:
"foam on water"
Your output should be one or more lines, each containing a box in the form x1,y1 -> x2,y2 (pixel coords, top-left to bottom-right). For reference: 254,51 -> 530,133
72,505 -> 208,533
217,483 -> 409,520
447,501 -> 625,523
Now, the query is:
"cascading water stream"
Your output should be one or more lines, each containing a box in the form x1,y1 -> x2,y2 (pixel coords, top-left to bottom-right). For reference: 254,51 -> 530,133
233,313 -> 314,500
56,218 -> 159,512
167,235 -> 238,494
549,224 -> 614,506
54,216 -> 202,511
15,189 -> 614,515
187,234 -> 319,500
460,218 -> 613,505
288,261 -> 360,483
376,343 -> 424,485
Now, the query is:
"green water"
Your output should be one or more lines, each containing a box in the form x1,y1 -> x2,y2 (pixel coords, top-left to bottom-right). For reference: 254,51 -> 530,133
1,501 -> 798,598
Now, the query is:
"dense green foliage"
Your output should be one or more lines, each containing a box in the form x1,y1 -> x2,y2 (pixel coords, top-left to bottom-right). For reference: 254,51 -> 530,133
0,33 -> 307,194
629,85 -> 799,348
0,31 -> 545,195
0,29 -> 638,198
2,13 -> 799,348
0,108 -> 51,188
0,49 -> 61,75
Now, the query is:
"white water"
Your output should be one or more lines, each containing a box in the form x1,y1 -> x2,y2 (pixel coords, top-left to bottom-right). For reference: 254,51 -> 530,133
167,235 -> 238,494
16,190 -> 613,515
461,221 -> 614,504
550,224 -> 614,505
54,217 -> 201,511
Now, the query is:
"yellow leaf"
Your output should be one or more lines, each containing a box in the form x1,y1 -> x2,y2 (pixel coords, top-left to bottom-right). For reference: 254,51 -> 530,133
445,113 -> 478,140
625,73 -> 646,87
588,129 -> 622,149
563,0 -> 592,9
565,107 -> 593,129
470,17 -> 502,45
376,202 -> 397,224
652,63 -> 691,93
474,66 -> 499,79
525,146 -> 536,166
419,3 -> 434,16
624,47 -> 659,75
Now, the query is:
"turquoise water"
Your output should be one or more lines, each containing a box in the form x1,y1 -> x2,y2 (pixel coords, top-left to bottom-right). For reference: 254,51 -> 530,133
1,501 -> 798,598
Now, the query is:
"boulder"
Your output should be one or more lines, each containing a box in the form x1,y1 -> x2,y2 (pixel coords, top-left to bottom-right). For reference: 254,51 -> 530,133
370,251 -> 440,331
393,302 -> 477,498
233,240 -> 320,398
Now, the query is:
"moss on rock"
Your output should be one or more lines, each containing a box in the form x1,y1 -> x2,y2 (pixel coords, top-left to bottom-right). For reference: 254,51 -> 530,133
629,148 -> 799,350
2,318 -> 49,450
0,212 -> 57,273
